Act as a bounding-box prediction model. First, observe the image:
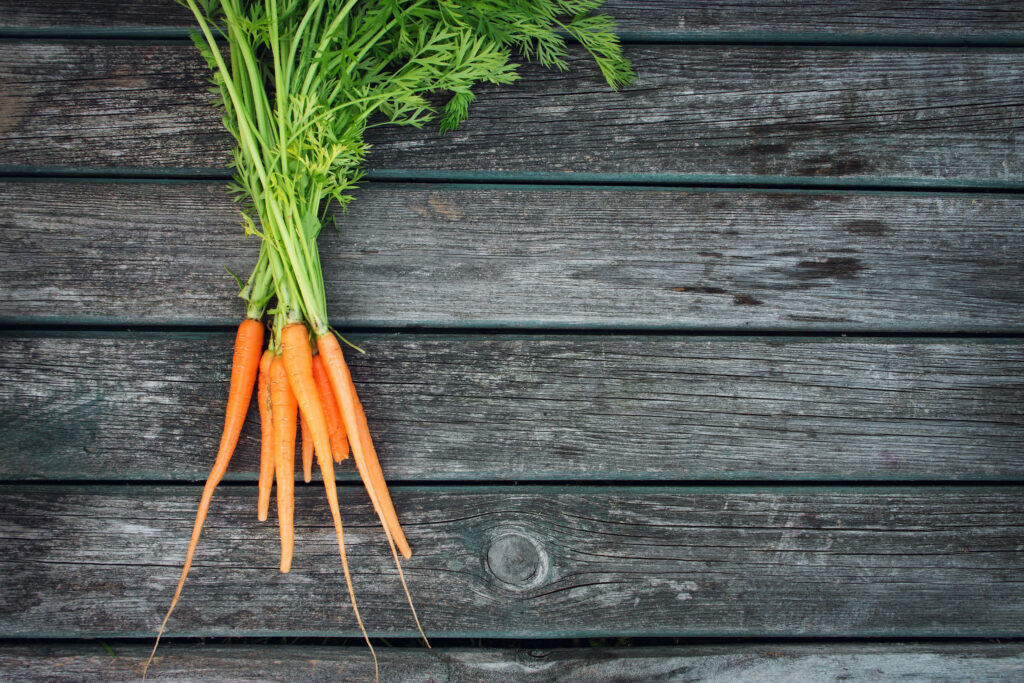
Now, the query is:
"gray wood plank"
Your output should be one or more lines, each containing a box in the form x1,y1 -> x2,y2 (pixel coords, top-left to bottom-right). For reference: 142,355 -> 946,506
3,182 -> 1023,330
0,1 -> 196,31
3,642 -> 1023,682
4,1 -> 1024,43
0,485 -> 1021,637
2,333 -> 1022,482
2,44 -> 1023,185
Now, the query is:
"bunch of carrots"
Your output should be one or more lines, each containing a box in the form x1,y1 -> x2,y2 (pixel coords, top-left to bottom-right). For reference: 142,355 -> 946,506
144,0 -> 631,679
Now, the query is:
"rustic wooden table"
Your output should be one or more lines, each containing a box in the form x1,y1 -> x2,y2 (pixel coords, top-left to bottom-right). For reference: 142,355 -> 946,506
1,1 -> 1023,680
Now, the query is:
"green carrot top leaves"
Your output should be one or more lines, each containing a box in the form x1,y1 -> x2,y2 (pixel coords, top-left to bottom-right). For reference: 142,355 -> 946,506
182,0 -> 633,338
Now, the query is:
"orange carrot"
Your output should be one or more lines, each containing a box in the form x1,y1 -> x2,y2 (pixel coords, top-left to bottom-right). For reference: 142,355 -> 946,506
257,348 -> 274,521
300,412 -> 313,483
316,332 -> 429,649
144,318 -> 264,680
280,324 -> 335,466
281,324 -> 379,676
270,353 -> 297,573
316,333 -> 411,558
313,353 -> 349,462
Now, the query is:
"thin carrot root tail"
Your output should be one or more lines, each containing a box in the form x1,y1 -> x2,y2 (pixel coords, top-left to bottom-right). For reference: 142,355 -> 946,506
340,519 -> 380,683
314,424 -> 379,682
313,335 -> 426,649
386,536 -> 431,649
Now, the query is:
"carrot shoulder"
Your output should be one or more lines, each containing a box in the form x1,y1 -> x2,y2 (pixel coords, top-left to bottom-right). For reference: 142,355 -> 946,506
144,317 -> 263,679
269,353 -> 297,573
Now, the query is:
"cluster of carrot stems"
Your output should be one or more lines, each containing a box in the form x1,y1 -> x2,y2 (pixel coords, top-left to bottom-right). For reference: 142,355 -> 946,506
145,0 -> 632,679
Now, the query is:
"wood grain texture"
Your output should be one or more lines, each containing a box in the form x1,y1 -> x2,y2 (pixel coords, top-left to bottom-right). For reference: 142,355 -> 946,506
610,1 -> 1024,41
3,642 -> 1023,682
3,44 -> 1023,184
3,182 -> 1023,330
0,0 -> 196,31
1,333 -> 1022,482
0,485 -> 1021,638
3,1 -> 1024,42
0,43 -> 224,170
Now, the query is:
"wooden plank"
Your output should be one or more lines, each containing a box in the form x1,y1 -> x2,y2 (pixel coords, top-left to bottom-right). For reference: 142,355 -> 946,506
3,44 -> 1024,185
3,642 -> 1023,681
0,1 -> 196,32
2,333 -> 1022,482
3,1 -> 1024,43
0,485 -> 1021,637
3,182 -> 1023,330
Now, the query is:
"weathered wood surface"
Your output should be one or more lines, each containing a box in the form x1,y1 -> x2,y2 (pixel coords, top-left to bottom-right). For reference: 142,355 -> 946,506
1,485 -> 1021,637
3,333 -> 1022,482
4,1 -> 1024,42
4,182 -> 1023,330
3,642 -> 1023,682
1,1 -> 1022,674
3,44 -> 1023,185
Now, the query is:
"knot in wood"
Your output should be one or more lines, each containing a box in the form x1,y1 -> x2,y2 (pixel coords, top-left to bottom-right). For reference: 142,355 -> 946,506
486,532 -> 543,586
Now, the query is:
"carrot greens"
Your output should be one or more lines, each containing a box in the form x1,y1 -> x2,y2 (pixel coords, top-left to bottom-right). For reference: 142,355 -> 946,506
145,0 -> 632,679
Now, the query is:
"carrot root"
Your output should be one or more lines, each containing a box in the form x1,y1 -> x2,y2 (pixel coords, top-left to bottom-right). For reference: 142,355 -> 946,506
315,333 -> 429,648
317,455 -> 379,683
269,353 -> 297,573
300,412 -> 313,483
280,324 -> 379,681
144,318 -> 264,681
257,348 -> 274,521
316,333 -> 410,558
313,353 -> 349,463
